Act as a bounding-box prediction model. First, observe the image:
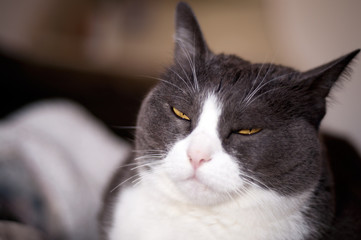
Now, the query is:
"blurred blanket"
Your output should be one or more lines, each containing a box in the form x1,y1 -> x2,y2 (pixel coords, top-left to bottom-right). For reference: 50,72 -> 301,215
0,100 -> 130,240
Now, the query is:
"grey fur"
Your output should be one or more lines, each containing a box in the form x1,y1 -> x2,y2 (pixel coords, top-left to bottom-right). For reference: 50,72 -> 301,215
101,2 -> 360,239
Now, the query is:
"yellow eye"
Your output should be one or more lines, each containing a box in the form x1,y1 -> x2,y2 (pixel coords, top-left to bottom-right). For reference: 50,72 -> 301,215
172,107 -> 190,121
238,128 -> 262,135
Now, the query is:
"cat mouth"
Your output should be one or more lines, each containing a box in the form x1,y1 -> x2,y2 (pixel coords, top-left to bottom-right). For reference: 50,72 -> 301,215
175,174 -> 234,205
183,174 -> 214,191
186,176 -> 205,186
185,171 -> 203,183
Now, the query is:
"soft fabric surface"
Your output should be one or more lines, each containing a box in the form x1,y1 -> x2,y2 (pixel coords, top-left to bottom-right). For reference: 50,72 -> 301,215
0,100 -> 130,240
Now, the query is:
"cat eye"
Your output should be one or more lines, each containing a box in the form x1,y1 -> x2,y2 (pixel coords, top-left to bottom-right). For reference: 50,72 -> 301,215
172,107 -> 190,121
237,128 -> 262,135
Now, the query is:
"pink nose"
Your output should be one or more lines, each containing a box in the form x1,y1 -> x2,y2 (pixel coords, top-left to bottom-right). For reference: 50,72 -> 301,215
187,149 -> 212,169
187,131 -> 215,170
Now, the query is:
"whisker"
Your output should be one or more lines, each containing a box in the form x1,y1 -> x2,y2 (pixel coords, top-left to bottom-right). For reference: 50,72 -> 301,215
117,162 -> 140,168
240,172 -> 272,191
130,161 -> 163,171
132,176 -> 146,188
158,93 -> 191,103
116,159 -> 162,169
244,64 -> 273,104
139,75 -> 188,95
250,62 -> 266,90
135,154 -> 165,161
175,57 -> 192,86
175,39 -> 199,91
168,67 -> 195,94
239,72 -> 294,112
110,173 -> 143,192
243,86 -> 289,109
191,33 -> 199,92
132,149 -> 166,153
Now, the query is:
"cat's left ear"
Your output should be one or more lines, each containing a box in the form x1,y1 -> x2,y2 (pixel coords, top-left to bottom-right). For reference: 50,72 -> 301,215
300,49 -> 360,98
174,2 -> 211,64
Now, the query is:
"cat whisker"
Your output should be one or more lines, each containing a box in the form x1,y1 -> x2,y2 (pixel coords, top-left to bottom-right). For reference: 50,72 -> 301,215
110,173 -> 143,192
240,72 -> 294,111
132,149 -> 167,155
131,177 -> 144,188
167,67 -> 195,94
116,159 -> 162,169
130,161 -> 163,171
113,159 -> 165,191
250,53 -> 277,89
242,86 -> 290,109
116,162 -> 140,168
250,62 -> 266,91
191,33 -> 199,92
132,149 -> 166,152
131,162 -> 169,188
175,38 -> 199,91
239,171 -> 272,192
243,168 -> 297,193
233,186 -> 279,221
140,75 -> 189,95
243,64 -> 274,104
134,153 -> 165,158
158,93 -> 191,104
233,188 -> 247,200
240,65 -> 266,110
134,154 -> 165,161
175,57 -> 192,87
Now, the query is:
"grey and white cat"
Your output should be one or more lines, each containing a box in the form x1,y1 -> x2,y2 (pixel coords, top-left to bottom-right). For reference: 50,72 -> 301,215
100,2 -> 361,240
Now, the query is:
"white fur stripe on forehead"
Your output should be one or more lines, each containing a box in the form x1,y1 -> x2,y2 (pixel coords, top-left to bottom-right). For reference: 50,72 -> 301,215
195,94 -> 222,136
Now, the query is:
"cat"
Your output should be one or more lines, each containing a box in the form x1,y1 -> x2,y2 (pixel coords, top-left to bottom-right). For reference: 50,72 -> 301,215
100,2 -> 361,240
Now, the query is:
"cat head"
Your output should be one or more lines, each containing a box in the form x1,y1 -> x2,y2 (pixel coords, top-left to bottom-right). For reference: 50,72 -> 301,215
135,2 -> 359,205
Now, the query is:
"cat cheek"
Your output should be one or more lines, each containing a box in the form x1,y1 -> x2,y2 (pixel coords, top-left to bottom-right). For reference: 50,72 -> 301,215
199,154 -> 244,192
163,139 -> 194,180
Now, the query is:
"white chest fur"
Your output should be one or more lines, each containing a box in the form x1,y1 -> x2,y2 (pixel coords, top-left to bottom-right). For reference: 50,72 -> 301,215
108,179 -> 311,240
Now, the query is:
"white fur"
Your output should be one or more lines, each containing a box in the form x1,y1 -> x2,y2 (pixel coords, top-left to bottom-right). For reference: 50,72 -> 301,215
109,94 -> 312,240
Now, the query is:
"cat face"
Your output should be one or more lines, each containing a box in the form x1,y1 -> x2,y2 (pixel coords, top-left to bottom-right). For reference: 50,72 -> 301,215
134,2 -> 359,206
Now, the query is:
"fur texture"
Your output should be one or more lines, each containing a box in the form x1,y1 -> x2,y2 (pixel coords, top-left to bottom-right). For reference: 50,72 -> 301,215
100,2 -> 360,240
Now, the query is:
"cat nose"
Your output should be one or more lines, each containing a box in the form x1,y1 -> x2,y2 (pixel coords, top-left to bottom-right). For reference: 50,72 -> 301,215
188,149 -> 212,169
187,132 -> 214,169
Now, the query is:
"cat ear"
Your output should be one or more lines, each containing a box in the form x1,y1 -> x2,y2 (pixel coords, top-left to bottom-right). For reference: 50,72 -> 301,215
300,49 -> 360,98
174,2 -> 211,64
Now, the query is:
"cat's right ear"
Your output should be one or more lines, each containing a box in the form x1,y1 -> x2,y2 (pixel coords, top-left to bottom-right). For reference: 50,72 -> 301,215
174,2 -> 211,64
300,49 -> 360,98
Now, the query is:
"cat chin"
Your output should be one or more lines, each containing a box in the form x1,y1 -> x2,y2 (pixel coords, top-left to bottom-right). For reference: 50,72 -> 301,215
175,178 -> 238,206
147,166 -> 243,206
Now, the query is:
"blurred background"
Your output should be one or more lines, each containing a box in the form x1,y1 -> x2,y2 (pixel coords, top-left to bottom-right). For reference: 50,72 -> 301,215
0,0 -> 360,147
0,0 -> 360,239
